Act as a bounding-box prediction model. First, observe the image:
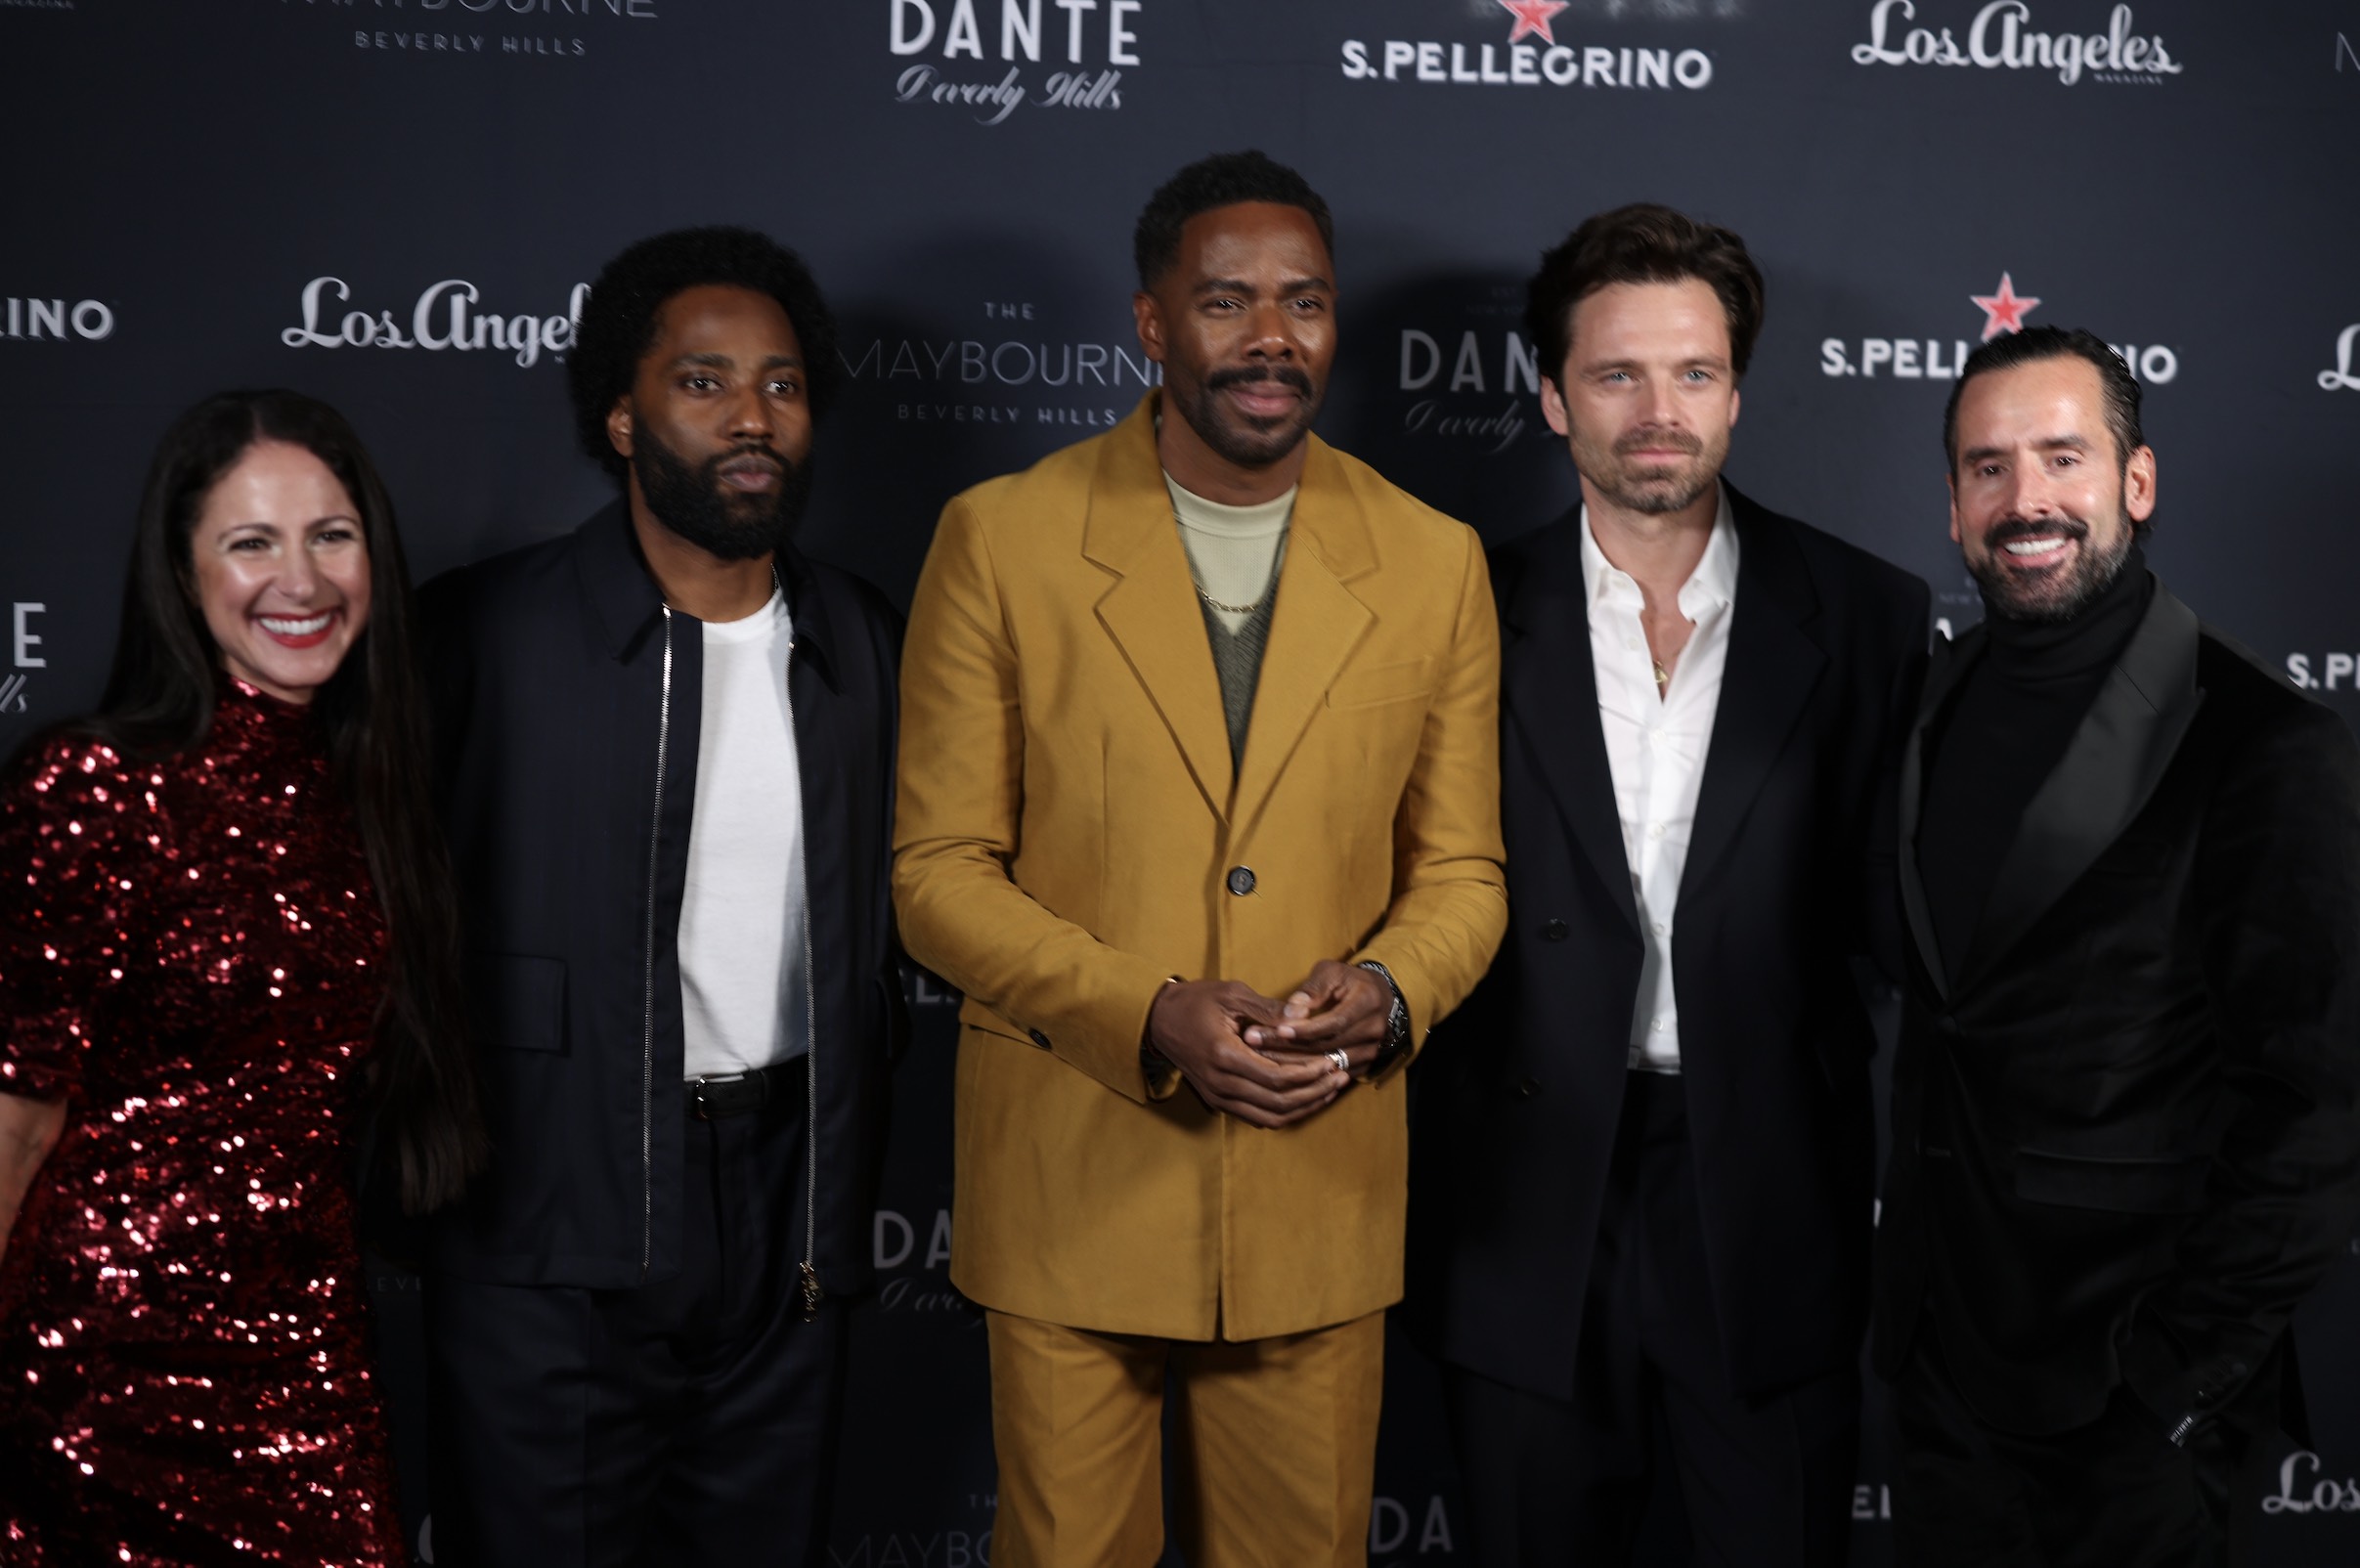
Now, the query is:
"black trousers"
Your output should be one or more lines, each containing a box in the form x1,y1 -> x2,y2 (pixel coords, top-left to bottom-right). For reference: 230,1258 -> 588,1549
1890,1322 -> 2270,1568
424,1067 -> 847,1568
1444,1071 -> 1859,1567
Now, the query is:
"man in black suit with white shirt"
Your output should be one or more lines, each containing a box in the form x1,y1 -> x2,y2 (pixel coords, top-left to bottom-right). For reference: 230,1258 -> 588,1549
1874,326 -> 2360,1564
1406,204 -> 1929,1565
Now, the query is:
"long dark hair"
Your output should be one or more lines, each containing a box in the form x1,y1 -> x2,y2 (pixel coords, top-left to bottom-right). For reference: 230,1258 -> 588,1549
94,389 -> 486,1215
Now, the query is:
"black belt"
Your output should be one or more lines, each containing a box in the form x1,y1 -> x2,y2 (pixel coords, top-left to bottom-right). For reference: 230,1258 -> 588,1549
686,1059 -> 805,1120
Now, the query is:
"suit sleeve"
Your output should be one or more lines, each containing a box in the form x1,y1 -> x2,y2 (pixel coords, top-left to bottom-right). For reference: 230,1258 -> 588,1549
892,497 -> 1173,1104
1351,524 -> 1509,1062
1862,578 -> 1932,986
2121,703 -> 2360,1435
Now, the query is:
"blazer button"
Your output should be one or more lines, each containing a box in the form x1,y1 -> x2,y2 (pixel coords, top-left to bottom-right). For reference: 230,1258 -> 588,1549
1541,918 -> 1569,941
1028,1028 -> 1052,1050
1226,866 -> 1257,896
1513,1077 -> 1542,1100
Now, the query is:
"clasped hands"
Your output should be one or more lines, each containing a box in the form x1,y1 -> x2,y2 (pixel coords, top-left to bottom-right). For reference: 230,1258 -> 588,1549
1145,960 -> 1393,1129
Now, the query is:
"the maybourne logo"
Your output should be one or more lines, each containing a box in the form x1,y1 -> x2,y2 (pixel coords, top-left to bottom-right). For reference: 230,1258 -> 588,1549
1819,273 -> 2178,384
1853,1 -> 2182,84
890,0 -> 1140,125
3,295 -> 114,342
845,298 -> 1157,429
2319,324 -> 2360,391
277,0 -> 660,64
1340,0 -> 1714,91
281,276 -> 589,368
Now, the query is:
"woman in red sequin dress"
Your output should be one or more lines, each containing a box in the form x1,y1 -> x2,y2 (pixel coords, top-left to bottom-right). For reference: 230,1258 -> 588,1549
0,391 -> 484,1567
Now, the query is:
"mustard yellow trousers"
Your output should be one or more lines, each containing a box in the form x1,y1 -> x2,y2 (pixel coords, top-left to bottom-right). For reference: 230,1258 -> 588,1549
984,1307 -> 1386,1568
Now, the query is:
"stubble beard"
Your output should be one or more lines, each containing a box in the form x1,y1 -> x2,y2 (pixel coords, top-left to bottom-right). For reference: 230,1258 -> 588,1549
1571,421 -> 1729,517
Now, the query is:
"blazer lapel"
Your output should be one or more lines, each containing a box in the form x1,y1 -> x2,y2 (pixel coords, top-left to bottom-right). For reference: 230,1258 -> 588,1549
1500,511 -> 1641,934
1954,582 -> 2205,991
1229,437 -> 1375,844
1083,398 -> 1236,821
1899,627 -> 1986,1001
1679,493 -> 1827,904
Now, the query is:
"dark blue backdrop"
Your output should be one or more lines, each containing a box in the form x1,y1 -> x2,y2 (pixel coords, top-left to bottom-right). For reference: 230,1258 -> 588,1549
5,2 -> 2359,1561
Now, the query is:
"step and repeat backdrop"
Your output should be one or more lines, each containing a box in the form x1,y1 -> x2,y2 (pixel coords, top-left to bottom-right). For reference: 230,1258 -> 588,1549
5,2 -> 2360,1562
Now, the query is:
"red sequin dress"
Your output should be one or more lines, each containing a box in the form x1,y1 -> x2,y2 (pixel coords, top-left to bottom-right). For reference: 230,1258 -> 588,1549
0,682 -> 405,1567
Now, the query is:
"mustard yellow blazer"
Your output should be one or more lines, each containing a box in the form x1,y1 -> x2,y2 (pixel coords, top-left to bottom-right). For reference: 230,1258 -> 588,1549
894,394 -> 1507,1340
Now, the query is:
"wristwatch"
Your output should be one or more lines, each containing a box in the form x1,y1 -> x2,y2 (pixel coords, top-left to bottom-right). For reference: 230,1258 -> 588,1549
1355,960 -> 1413,1078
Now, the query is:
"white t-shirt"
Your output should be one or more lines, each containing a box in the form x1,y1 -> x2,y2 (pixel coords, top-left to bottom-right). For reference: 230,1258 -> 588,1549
677,588 -> 809,1078
1165,475 -> 1294,633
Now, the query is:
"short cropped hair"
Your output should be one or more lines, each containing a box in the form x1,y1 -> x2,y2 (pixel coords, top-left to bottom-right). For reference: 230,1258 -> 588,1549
1134,151 -> 1335,289
1943,326 -> 2143,473
568,226 -> 841,480
1524,203 -> 1765,383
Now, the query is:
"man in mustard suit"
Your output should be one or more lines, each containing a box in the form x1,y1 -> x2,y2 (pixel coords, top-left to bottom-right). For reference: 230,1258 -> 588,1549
894,152 -> 1508,1568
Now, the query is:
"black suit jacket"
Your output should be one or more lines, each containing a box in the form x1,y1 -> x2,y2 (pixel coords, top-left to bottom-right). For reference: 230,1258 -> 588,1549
1873,581 -> 2360,1439
1405,486 -> 1929,1402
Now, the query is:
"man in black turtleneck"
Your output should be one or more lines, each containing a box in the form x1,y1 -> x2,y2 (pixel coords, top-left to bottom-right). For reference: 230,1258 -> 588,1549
1875,327 -> 2360,1565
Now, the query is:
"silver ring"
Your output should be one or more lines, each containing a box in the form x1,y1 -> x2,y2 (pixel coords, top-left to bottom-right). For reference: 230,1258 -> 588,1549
1327,1049 -> 1351,1073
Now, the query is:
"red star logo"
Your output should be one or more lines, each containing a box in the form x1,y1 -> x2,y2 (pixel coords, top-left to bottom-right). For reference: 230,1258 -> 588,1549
1970,273 -> 2041,342
1500,0 -> 1571,46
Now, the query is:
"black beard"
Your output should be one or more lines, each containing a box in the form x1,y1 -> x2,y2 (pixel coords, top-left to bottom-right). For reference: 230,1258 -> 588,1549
1164,363 -> 1321,469
631,425 -> 811,562
1970,511 -> 2136,624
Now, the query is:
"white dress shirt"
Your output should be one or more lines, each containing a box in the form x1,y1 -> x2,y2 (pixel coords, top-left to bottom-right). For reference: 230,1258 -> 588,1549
678,587 -> 810,1078
1579,488 -> 1739,1073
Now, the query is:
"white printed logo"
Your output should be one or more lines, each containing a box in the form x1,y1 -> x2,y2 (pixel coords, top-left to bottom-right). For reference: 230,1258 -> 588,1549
2261,1451 -> 2360,1513
889,0 -> 1140,125
1339,0 -> 1713,92
1852,1 -> 2183,85
280,276 -> 589,368
2318,325 -> 2360,392
3,296 -> 114,342
1819,273 -> 2177,384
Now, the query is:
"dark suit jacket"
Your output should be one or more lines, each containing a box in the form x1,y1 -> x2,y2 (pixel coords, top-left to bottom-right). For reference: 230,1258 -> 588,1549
1405,485 -> 1929,1402
1873,581 -> 2360,1439
417,505 -> 907,1293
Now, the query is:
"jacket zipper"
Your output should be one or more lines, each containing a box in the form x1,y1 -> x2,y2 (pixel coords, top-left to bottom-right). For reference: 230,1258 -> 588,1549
785,628 -> 824,1320
640,605 -> 674,1281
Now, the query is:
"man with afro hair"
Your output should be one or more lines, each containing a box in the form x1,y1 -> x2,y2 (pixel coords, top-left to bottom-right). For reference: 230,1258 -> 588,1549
415,226 -> 905,1568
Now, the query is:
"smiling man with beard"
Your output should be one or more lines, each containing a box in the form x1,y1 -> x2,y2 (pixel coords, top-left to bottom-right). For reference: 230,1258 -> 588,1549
1876,326 -> 2360,1564
414,228 -> 906,1568
894,152 -> 1506,1566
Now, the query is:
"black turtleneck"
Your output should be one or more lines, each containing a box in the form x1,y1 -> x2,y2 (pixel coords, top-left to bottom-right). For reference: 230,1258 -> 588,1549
1917,546 -> 2155,983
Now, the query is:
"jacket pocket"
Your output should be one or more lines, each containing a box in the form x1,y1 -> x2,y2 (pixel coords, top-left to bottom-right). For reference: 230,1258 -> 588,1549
1328,656 -> 1435,710
468,953 -> 568,1055
2014,1148 -> 2209,1215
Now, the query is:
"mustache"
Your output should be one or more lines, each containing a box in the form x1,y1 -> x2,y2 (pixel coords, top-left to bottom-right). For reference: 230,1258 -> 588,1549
1613,425 -> 1702,457
1206,364 -> 1314,397
1985,514 -> 2090,547
704,443 -> 788,480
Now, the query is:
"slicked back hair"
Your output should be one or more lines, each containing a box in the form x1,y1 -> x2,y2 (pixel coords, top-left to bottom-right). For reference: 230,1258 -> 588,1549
568,226 -> 840,482
1944,325 -> 2144,475
1525,203 -> 1765,384
1134,151 -> 1334,289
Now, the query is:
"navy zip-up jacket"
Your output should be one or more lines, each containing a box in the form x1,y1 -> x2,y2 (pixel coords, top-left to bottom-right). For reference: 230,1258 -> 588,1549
416,501 -> 905,1294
